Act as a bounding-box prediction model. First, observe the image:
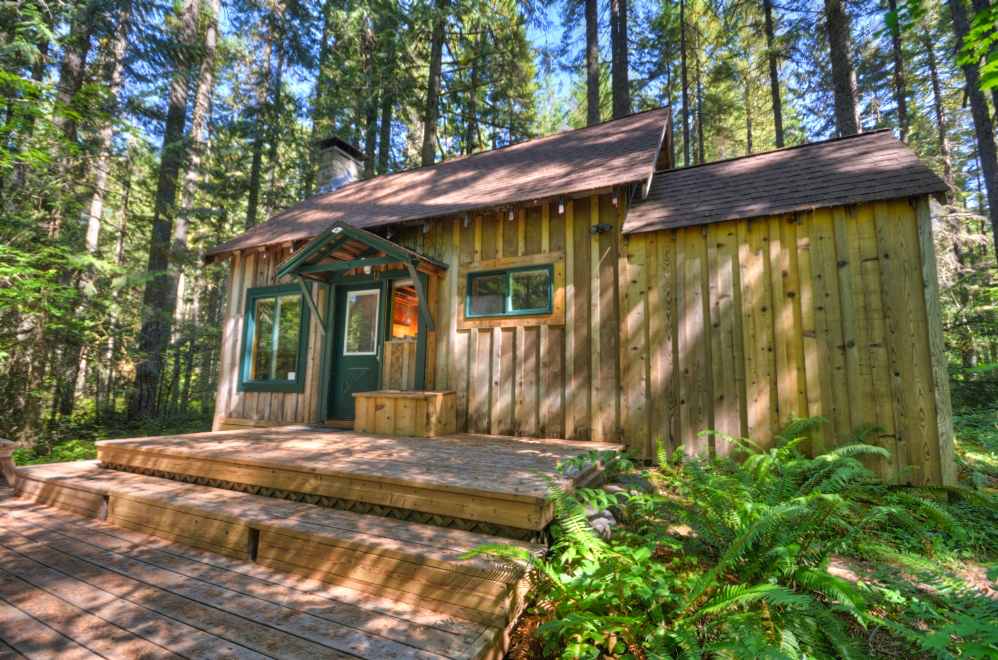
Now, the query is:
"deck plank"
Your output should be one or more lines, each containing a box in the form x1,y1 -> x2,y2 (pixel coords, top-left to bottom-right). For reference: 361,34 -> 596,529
95,427 -> 619,501
0,492 -> 500,660
2,503 -> 482,658
0,565 -> 181,660
0,596 -> 100,660
0,512 -> 447,660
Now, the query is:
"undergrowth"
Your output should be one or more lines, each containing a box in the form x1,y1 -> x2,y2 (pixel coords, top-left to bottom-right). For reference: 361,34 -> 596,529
467,417 -> 998,659
11,407 -> 213,465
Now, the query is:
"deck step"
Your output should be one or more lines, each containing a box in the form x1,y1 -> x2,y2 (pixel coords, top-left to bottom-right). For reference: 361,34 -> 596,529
0,491 -> 504,660
94,427 -> 619,539
12,461 -> 542,629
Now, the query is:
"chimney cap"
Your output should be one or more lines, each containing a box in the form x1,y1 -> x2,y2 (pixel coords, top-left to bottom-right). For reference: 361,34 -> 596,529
313,135 -> 367,163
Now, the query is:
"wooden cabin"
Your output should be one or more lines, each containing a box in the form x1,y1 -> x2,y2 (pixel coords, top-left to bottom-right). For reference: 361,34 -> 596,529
204,109 -> 956,486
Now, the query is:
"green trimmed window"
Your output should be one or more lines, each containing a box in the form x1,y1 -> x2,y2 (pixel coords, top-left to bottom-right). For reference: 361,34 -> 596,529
239,284 -> 310,392
465,265 -> 553,318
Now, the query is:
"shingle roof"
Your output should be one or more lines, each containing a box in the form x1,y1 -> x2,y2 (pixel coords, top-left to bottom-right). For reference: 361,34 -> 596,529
623,129 -> 950,235
205,106 -> 672,260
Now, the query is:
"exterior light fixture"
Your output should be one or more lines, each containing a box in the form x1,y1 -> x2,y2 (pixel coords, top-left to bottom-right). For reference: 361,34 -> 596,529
558,196 -> 565,214
263,248 -> 269,259
464,212 -> 470,228
508,209 -> 514,221
423,220 -> 429,234
363,265 -> 373,275
612,191 -> 618,206
332,226 -> 343,234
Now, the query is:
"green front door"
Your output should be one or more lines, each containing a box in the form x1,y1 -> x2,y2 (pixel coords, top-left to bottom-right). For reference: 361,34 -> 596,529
329,283 -> 385,419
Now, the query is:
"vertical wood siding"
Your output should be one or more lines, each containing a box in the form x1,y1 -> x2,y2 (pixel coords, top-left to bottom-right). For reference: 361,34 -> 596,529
626,198 -> 950,486
212,194 -> 952,485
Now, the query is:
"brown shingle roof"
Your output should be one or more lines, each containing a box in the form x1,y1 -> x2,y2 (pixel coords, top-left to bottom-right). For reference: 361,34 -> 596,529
623,129 -> 949,235
206,106 -> 672,260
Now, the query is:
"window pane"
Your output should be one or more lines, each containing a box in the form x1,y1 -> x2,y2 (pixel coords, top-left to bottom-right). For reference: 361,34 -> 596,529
469,273 -> 506,315
251,298 -> 274,380
344,290 -> 379,355
510,268 -> 551,312
391,281 -> 418,339
273,295 -> 301,380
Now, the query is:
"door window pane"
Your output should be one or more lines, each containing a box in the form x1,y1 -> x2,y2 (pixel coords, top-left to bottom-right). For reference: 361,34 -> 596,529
344,289 -> 380,355
510,268 -> 551,312
468,272 -> 507,316
250,298 -> 275,380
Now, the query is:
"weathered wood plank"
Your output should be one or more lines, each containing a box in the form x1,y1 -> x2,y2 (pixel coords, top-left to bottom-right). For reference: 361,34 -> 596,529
915,198 -> 956,486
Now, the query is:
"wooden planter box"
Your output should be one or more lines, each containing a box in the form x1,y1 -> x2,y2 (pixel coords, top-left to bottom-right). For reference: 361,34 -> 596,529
352,391 -> 456,437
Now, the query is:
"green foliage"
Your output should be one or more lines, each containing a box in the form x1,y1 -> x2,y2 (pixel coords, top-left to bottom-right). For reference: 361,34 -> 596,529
471,417 -> 998,659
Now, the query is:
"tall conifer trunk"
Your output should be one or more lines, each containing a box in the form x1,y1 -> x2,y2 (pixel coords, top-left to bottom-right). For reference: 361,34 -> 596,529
762,0 -> 783,147
888,0 -> 909,142
610,0 -> 629,118
586,0 -> 599,125
130,0 -> 200,420
925,36 -> 953,195
949,0 -> 998,256
466,31 -> 481,154
680,0 -> 691,166
362,21 -> 378,176
823,0 -> 861,136
421,0 -> 448,166
245,36 -> 273,229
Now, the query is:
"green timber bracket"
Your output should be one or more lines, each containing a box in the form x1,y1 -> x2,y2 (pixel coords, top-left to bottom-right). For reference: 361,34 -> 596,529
295,275 -> 326,335
276,220 -> 447,335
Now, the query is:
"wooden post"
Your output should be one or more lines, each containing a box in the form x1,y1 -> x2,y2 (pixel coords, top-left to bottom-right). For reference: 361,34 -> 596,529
915,197 -> 957,486
0,438 -> 18,487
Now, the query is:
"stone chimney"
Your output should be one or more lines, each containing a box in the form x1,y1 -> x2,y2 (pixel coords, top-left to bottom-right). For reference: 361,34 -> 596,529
314,136 -> 366,191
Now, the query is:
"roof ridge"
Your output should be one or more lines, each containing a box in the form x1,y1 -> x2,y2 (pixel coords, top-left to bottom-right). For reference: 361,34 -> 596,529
330,105 -> 673,183
652,128 -> 897,176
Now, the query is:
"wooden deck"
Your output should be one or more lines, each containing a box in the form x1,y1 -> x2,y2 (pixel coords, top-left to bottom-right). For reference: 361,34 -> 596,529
95,427 -> 619,536
0,489 -> 502,660
2,430 -> 620,658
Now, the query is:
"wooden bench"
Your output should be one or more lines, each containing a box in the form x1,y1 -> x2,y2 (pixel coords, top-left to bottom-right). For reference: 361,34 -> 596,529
11,460 -> 542,629
352,390 -> 456,437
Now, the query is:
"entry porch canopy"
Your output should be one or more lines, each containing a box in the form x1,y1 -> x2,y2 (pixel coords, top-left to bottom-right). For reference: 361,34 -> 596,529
276,220 -> 448,333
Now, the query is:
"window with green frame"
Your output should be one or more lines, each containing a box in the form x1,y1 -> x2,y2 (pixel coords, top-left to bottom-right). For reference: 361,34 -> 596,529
465,265 -> 554,318
239,284 -> 310,393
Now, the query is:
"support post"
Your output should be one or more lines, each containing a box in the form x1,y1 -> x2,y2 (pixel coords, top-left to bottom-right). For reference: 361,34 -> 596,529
407,264 -> 436,332
0,438 -> 18,487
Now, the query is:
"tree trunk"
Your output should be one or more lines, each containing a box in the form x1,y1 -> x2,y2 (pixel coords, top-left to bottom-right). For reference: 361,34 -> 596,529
681,0 -> 691,166
130,0 -> 200,420
823,0 -> 861,136
263,53 -> 284,218
745,80 -> 753,154
362,22 -> 378,176
377,91 -> 394,174
465,32 -> 481,155
86,0 -> 132,254
610,0 -> 629,118
245,37 -> 273,230
949,0 -> 998,256
53,0 -> 97,144
762,0 -> 784,147
586,0 -> 600,125
887,0 -> 909,142
421,0 -> 448,166
925,36 -> 954,197
169,0 -> 218,365
696,32 -> 705,163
